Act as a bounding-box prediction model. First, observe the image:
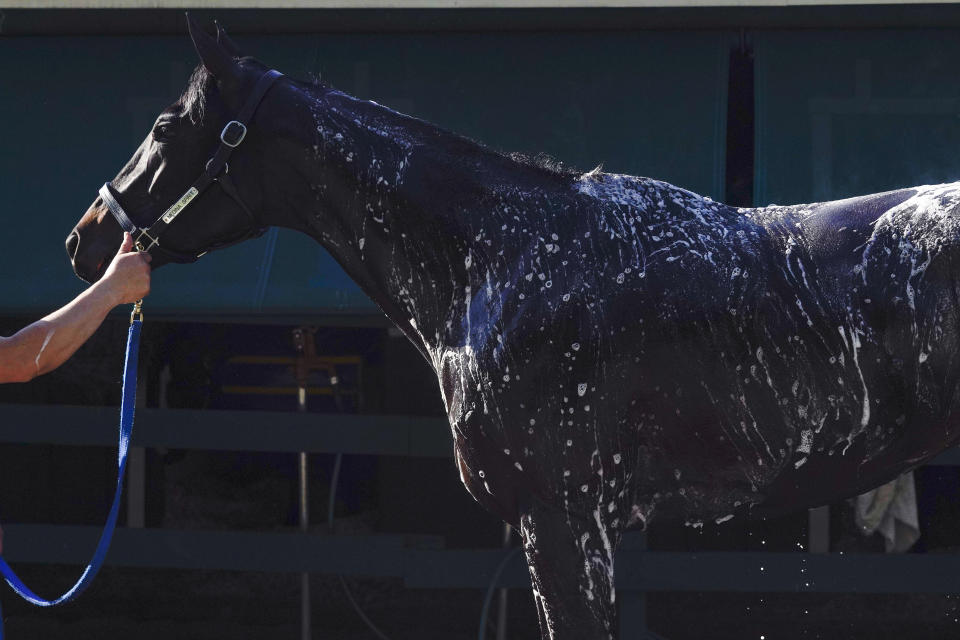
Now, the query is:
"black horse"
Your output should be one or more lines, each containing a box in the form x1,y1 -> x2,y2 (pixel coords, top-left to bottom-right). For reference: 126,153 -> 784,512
68,19 -> 960,639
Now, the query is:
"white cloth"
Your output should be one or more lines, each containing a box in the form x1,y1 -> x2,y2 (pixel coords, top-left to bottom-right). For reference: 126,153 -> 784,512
854,471 -> 919,553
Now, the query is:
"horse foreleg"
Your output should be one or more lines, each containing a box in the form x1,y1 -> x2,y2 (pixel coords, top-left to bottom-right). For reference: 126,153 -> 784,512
520,496 -> 619,640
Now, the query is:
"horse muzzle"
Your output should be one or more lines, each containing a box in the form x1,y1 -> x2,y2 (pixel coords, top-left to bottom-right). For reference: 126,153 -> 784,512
67,197 -> 123,284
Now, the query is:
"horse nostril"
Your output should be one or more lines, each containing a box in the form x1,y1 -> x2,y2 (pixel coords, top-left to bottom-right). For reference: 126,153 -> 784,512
65,230 -> 80,261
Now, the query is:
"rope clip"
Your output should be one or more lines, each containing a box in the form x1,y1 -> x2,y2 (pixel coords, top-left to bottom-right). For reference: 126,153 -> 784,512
130,299 -> 143,325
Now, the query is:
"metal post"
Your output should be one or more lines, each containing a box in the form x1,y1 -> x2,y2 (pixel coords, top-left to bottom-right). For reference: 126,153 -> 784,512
293,327 -> 312,640
496,522 -> 512,640
297,392 -> 311,640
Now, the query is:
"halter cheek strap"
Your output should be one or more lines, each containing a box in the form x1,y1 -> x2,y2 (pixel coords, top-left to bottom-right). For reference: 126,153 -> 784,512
99,68 -> 282,264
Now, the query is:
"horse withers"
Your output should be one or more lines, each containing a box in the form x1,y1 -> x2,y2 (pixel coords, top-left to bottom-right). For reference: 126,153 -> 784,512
67,18 -> 960,639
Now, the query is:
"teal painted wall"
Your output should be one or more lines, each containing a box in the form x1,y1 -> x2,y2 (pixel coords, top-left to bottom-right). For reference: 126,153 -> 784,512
0,31 -> 730,318
755,30 -> 960,207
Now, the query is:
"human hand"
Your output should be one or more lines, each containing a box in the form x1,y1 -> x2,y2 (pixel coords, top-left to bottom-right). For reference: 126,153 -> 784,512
100,232 -> 152,305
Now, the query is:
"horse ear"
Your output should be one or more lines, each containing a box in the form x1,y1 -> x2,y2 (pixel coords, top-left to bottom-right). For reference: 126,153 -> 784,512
186,13 -> 241,83
215,20 -> 243,58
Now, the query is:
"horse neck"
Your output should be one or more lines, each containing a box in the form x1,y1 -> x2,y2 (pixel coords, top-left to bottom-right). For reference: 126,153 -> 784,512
265,83 -> 559,365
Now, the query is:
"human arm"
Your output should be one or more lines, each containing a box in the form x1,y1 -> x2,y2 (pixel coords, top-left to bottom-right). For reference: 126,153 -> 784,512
0,233 -> 151,383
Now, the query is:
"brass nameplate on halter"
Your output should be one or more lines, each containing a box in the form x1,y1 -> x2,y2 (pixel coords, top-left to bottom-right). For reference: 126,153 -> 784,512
161,187 -> 199,224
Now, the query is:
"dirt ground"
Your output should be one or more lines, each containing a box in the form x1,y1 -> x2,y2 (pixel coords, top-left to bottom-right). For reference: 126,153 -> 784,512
4,566 -> 960,639
0,564 -> 541,640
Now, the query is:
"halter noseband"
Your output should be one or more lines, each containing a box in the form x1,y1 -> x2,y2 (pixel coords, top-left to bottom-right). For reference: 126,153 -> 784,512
99,69 -> 283,264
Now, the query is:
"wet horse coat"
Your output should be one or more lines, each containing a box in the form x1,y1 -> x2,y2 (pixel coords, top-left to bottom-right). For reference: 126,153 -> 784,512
433,175 -> 960,635
67,22 -> 960,639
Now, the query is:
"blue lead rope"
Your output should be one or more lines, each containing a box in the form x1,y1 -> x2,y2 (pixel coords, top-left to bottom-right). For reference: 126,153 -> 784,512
0,318 -> 142,636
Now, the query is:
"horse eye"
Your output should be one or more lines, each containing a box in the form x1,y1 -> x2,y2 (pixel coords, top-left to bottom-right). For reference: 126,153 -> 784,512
153,122 -> 175,142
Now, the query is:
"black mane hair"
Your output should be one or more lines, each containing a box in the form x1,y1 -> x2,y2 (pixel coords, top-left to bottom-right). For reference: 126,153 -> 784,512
508,151 -> 585,178
182,63 -> 588,184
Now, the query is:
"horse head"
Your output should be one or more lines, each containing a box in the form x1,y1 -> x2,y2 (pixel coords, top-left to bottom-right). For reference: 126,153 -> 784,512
67,17 -> 280,282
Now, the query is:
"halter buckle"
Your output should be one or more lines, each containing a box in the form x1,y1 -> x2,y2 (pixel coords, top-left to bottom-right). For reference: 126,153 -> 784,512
220,120 -> 247,148
134,229 -> 159,253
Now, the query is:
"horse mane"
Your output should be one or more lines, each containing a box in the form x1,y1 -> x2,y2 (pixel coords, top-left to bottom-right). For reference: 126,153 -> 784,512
183,63 -> 589,185
506,151 -> 585,181
302,70 -> 587,184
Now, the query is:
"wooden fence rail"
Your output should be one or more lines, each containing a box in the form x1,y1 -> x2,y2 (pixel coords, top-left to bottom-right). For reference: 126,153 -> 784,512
6,524 -> 960,595
0,404 -> 451,456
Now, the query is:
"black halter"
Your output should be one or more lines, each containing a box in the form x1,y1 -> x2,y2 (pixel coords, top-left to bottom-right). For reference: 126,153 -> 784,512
99,69 -> 283,264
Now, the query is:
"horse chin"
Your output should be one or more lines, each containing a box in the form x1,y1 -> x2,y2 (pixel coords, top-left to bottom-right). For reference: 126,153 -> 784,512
71,258 -> 106,285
